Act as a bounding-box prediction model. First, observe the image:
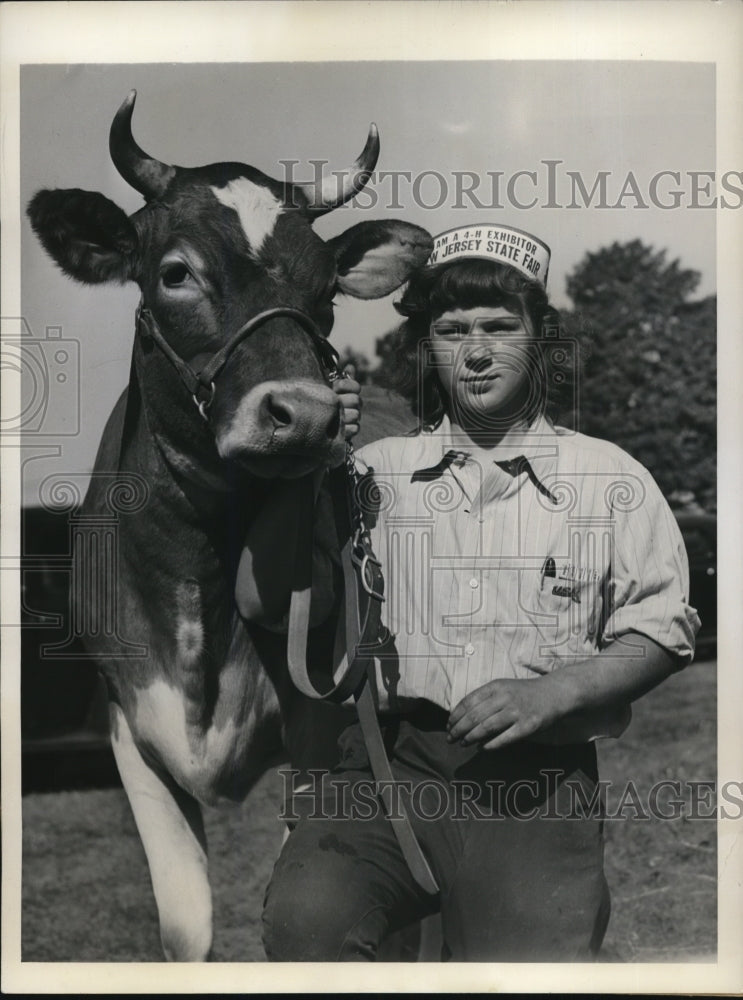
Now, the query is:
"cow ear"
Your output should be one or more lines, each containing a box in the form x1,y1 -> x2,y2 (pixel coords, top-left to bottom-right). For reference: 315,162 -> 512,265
27,189 -> 137,285
328,221 -> 432,299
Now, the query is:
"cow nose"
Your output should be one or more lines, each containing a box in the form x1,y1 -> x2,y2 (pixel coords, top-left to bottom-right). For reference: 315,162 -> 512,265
261,386 -> 341,442
264,392 -> 295,429
216,379 -> 344,468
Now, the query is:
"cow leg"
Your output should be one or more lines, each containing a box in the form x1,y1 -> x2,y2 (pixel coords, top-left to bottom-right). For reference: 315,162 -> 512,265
109,704 -> 212,961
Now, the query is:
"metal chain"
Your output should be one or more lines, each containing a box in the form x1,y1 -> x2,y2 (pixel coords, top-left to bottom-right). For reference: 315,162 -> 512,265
328,365 -> 383,602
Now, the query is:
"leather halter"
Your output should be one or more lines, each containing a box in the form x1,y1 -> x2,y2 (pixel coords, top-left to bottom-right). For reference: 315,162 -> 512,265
135,302 -> 341,418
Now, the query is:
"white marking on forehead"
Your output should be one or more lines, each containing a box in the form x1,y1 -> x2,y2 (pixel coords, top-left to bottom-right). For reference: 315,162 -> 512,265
210,178 -> 283,254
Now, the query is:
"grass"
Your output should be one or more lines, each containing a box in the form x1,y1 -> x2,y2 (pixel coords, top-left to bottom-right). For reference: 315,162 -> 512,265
21,661 -> 716,962
597,660 -> 717,962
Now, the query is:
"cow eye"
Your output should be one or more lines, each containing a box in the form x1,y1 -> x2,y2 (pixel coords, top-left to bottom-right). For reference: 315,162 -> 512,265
161,263 -> 192,288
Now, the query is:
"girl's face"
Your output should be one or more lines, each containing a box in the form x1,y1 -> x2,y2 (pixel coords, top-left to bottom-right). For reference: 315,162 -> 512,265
430,305 -> 538,422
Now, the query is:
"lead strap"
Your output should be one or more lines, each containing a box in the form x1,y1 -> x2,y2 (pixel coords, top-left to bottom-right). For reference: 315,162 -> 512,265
286,459 -> 439,896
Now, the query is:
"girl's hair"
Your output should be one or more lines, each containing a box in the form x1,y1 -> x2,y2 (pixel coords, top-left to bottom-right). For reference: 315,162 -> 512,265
383,258 -> 573,429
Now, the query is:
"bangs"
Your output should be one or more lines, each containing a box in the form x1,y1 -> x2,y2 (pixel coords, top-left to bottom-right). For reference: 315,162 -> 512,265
429,260 -> 526,316
396,259 -> 548,324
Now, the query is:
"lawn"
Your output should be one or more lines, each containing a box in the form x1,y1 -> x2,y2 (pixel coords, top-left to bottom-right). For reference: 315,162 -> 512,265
21,661 -> 717,962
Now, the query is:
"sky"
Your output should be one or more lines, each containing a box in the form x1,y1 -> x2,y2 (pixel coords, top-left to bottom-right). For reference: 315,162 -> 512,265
20,60 -> 716,504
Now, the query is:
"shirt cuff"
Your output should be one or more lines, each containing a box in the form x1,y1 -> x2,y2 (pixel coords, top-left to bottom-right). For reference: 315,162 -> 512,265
604,600 -> 701,665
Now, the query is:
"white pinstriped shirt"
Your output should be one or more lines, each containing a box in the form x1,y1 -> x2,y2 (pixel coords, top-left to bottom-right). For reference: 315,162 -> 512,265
354,414 -> 700,741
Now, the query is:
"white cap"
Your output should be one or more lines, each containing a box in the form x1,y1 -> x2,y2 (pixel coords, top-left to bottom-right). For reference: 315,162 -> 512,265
426,224 -> 551,287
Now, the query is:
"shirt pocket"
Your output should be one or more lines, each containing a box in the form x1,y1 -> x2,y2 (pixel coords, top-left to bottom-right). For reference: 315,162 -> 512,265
525,571 -> 604,643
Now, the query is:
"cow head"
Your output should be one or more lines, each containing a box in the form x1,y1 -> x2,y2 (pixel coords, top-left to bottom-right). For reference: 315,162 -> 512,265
27,91 -> 432,479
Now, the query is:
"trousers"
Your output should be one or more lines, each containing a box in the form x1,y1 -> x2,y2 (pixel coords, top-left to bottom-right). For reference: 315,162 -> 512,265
262,705 -> 611,961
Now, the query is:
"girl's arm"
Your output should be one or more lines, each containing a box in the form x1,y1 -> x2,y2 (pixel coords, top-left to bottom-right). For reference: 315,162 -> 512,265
447,637 -> 677,750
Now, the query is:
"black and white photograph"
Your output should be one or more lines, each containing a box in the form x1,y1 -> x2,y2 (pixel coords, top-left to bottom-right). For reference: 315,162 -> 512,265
2,1 -> 742,993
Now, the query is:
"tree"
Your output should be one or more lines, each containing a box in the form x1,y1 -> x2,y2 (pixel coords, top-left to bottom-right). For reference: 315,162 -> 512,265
370,329 -> 400,388
563,240 -> 716,512
566,240 -> 700,316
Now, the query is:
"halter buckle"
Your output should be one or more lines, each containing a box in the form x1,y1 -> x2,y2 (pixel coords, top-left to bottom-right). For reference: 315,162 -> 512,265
193,381 -> 216,421
356,552 -> 385,602
351,529 -> 384,602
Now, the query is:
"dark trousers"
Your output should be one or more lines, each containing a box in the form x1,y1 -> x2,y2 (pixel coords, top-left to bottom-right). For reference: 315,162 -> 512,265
262,707 -> 611,961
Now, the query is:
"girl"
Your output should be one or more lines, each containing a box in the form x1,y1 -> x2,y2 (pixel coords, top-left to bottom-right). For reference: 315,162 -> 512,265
254,225 -> 699,961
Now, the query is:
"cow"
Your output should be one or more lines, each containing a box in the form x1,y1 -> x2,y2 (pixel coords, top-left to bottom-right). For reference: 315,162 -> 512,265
27,91 -> 431,961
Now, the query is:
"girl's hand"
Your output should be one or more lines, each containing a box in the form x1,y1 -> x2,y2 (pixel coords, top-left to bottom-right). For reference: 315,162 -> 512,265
447,676 -> 569,751
333,364 -> 362,440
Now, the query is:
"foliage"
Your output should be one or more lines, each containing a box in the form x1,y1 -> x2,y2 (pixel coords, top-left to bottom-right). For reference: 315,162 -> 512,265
565,240 -> 700,315
371,329 -> 399,388
563,241 -> 716,512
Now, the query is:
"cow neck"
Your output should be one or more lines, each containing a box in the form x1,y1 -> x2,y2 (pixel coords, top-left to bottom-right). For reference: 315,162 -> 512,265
122,333 -> 266,522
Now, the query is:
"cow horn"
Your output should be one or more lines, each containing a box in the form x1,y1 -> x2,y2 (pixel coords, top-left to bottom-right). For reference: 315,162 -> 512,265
298,124 -> 380,215
109,90 -> 176,200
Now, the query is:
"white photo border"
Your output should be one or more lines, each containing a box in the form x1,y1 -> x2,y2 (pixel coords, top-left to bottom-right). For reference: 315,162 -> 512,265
2,1 -> 741,993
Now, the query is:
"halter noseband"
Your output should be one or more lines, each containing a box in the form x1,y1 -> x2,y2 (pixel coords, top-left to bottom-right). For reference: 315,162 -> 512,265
135,303 -> 342,421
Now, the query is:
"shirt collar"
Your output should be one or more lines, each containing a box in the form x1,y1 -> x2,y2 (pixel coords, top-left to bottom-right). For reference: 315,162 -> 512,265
410,412 -> 560,478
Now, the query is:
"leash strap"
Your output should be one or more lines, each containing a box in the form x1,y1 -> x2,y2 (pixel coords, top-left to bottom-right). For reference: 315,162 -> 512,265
354,676 -> 440,895
287,465 -> 378,703
287,462 -> 439,896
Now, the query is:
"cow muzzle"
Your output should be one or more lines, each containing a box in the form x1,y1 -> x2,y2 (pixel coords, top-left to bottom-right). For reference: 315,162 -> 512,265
215,379 -> 345,478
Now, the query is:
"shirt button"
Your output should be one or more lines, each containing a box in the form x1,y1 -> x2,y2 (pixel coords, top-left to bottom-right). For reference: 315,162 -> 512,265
469,578 -> 479,589
465,643 -> 475,656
